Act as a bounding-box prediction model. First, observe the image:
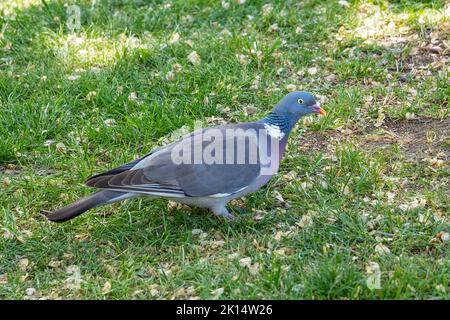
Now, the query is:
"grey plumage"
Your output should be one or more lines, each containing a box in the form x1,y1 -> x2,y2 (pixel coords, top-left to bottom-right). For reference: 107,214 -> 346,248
43,91 -> 325,222
42,190 -> 129,222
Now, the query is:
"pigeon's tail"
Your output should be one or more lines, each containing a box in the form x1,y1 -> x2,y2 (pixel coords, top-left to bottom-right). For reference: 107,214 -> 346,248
41,190 -> 129,222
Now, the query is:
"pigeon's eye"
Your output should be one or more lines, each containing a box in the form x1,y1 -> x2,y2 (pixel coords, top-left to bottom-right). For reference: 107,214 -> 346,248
297,98 -> 304,104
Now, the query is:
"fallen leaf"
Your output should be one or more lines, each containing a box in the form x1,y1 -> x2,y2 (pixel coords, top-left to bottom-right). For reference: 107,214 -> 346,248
268,23 -> 279,32
307,67 -> 318,75
405,112 -> 415,120
244,105 -> 257,115
2,177 -> 11,187
86,91 -> 97,101
0,273 -> 8,284
48,260 -> 62,268
375,243 -> 390,255
102,281 -> 112,294
65,265 -> 82,290
25,287 -> 36,296
104,119 -> 116,127
172,63 -> 183,73
248,262 -> 260,275
18,258 -> 29,271
187,51 -> 201,65
236,54 -> 248,65
227,252 -> 239,260
67,75 -> 79,81
437,232 -> 449,242
220,28 -> 232,37
286,84 -> 296,92
239,257 -> 252,268
128,92 -> 138,101
165,71 -> 175,81
169,32 -> 180,44
262,4 -> 273,16
366,262 -> 381,290
273,190 -> 285,204
338,0 -> 350,8
211,287 -> 224,299
149,284 -> 159,297
56,142 -> 66,152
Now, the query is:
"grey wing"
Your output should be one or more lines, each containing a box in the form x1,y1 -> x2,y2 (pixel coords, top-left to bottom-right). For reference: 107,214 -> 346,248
85,123 -> 265,197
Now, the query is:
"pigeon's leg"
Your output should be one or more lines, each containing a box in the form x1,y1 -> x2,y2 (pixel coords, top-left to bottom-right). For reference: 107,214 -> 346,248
211,205 -> 235,220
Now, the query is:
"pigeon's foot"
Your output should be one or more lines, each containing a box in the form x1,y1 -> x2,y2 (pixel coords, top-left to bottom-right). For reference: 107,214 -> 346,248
212,206 -> 236,220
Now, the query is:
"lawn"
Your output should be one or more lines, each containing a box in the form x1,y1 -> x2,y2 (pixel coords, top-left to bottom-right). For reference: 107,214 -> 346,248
0,0 -> 448,299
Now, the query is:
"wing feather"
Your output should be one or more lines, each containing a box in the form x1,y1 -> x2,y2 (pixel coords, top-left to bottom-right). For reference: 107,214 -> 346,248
85,122 -> 267,197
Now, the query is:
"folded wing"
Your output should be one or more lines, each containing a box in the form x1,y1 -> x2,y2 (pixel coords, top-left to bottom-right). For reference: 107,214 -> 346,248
86,123 -> 266,197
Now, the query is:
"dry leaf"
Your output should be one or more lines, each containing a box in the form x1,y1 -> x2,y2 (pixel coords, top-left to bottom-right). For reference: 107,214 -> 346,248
338,0 -> 350,8
19,258 -> 29,271
262,4 -> 273,16
55,142 -> 66,152
48,260 -> 62,268
0,273 -> 8,284
236,54 -> 248,65
172,63 -> 183,73
211,287 -> 224,299
227,252 -> 239,260
65,265 -> 82,290
375,243 -> 390,255
220,28 -> 232,37
86,91 -> 97,101
165,71 -> 175,81
307,67 -> 318,75
104,119 -> 116,127
67,75 -> 79,81
248,262 -> 260,275
268,24 -> 279,32
169,32 -> 180,44
273,191 -> 285,204
296,214 -> 313,228
366,262 -> 381,290
128,92 -> 138,101
286,84 -> 296,92
244,105 -> 257,115
25,287 -> 36,296
102,281 -> 112,294
187,51 -> 201,65
239,257 -> 252,268
149,284 -> 159,297
437,232 -> 449,242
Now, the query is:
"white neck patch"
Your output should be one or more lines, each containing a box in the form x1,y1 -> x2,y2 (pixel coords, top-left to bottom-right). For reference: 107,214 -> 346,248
264,123 -> 285,140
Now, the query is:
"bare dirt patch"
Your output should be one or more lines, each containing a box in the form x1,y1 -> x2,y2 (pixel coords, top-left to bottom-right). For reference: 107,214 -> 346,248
378,118 -> 449,160
0,164 -> 23,175
302,118 -> 449,161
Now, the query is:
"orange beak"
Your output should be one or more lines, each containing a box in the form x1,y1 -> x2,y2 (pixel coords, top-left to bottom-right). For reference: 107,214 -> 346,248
312,103 -> 326,116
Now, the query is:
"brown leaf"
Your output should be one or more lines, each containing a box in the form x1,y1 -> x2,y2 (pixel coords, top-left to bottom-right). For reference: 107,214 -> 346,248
18,258 -> 29,271
102,281 -> 112,294
0,273 -> 8,284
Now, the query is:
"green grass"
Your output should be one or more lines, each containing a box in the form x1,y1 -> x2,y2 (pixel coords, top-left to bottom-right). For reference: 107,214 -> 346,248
0,0 -> 448,299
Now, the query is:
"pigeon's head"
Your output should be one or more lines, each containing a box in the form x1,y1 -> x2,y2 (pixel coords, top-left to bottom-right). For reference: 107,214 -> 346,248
273,91 -> 326,119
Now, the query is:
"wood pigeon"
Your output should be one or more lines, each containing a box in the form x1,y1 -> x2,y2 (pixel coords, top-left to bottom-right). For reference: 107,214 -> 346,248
43,91 -> 326,222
